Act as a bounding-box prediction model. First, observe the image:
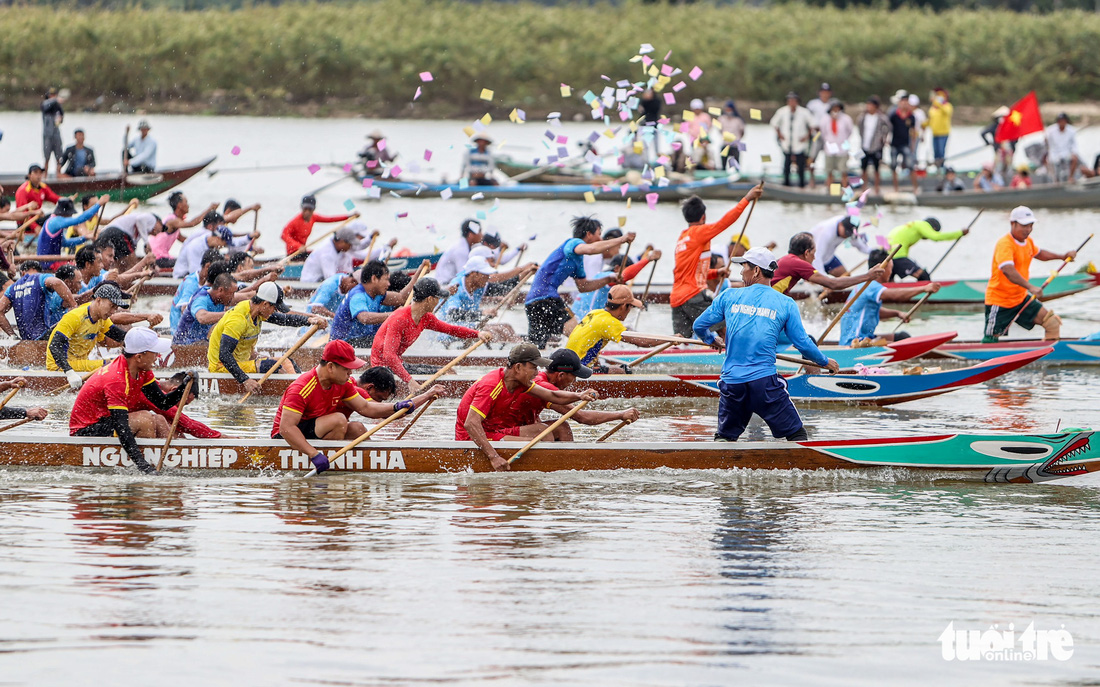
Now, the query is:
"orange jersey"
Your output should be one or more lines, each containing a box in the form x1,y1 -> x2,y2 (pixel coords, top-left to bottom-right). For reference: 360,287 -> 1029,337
986,233 -> 1038,308
671,197 -> 749,307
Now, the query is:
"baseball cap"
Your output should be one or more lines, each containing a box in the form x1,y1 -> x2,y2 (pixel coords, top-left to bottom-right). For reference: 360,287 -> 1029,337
124,327 -> 172,355
321,339 -> 366,370
334,226 -> 359,243
255,282 -> 291,312
301,194 -> 317,209
137,119 -> 151,130
731,246 -> 779,271
546,348 -> 593,379
54,198 -> 76,217
1010,206 -> 1037,226
607,284 -> 644,309
785,91 -> 799,100
26,164 -> 43,175
508,343 -> 553,367
469,245 -> 495,260
690,98 -> 705,110
462,255 -> 496,275
92,282 -> 132,309
820,82 -> 832,91
74,127 -> 84,134
412,277 -> 447,301
217,226 -> 234,243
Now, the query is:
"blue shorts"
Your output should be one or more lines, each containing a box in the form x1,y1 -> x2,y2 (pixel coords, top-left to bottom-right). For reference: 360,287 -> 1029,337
716,375 -> 803,441
822,255 -> 843,274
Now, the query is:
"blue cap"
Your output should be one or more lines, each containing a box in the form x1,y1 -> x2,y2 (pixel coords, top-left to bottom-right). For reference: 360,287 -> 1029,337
218,226 -> 234,243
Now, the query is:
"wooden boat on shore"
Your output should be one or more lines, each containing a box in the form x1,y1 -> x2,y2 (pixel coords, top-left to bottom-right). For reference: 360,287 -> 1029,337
2,430 -> 1096,483
0,157 -> 215,203
361,176 -> 753,203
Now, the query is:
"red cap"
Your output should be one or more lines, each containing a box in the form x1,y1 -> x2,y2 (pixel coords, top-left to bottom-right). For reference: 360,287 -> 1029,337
322,340 -> 366,370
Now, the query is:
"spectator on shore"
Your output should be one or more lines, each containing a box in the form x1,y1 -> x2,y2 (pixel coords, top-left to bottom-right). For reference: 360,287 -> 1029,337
981,106 -> 1015,180
1011,165 -> 1032,189
820,100 -> 853,192
974,163 -> 1005,192
908,94 -> 927,166
60,129 -> 96,177
806,82 -> 833,189
127,120 -> 157,173
41,88 -> 66,176
929,87 -> 953,169
718,100 -> 745,170
888,98 -> 918,193
1043,113 -> 1079,183
858,96 -> 890,196
770,91 -> 815,188
936,168 -> 966,194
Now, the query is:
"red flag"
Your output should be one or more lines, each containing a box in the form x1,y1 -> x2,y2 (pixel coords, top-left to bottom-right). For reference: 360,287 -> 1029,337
995,91 -> 1044,143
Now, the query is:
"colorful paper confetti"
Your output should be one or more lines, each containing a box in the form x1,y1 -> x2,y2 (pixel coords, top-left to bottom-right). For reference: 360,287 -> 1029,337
663,93 -> 675,105
561,84 -> 572,97
480,88 -> 494,101
583,191 -> 595,203
414,87 -> 422,101
689,66 -> 703,80
750,109 -> 762,121
344,199 -> 355,211
420,72 -> 433,82
645,192 -> 659,209
440,188 -> 453,200
307,164 -> 321,175
424,149 -> 432,161
230,146 -> 241,156
362,178 -> 373,188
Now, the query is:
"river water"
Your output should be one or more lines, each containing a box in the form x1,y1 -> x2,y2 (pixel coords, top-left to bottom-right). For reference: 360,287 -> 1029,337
1,113 -> 1100,684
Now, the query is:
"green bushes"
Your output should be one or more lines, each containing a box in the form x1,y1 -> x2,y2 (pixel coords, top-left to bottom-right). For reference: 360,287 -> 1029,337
6,1 -> 1097,115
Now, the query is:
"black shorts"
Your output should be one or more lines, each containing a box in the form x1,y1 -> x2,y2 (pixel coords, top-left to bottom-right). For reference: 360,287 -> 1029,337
861,150 -> 882,172
984,299 -> 1043,341
671,291 -> 712,338
891,257 -> 927,280
97,227 -> 135,260
273,417 -> 318,441
525,297 -> 572,348
73,416 -> 117,437
256,357 -> 301,374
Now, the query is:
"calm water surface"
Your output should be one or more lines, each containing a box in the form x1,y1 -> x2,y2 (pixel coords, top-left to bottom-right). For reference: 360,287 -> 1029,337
1,113 -> 1099,684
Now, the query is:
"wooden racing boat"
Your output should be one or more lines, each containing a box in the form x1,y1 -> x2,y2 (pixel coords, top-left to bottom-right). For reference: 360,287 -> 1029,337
924,337 -> 1100,365
755,180 -> 1100,210
0,157 -> 215,203
2,430 -> 1097,483
362,176 -> 753,203
261,252 -> 444,281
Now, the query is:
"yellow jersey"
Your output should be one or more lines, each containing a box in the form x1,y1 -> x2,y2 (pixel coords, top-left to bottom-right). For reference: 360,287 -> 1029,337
207,300 -> 266,372
566,309 -> 626,367
46,302 -> 114,371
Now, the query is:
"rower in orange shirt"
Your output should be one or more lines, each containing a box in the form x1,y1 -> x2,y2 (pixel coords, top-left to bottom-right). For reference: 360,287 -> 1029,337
280,194 -> 358,257
670,185 -> 763,337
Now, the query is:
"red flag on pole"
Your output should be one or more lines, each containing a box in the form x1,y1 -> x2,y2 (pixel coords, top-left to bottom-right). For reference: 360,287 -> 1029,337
995,91 -> 1044,143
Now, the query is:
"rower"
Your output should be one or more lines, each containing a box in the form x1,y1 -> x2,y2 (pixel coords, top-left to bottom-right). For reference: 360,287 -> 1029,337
308,271 -> 359,318
15,164 -> 58,233
359,130 -> 396,177
207,282 -> 327,396
982,206 -> 1076,343
0,260 -> 77,340
435,219 -> 484,286
506,349 -> 639,440
478,232 -> 525,267
693,247 -> 839,442
272,340 -> 444,475
457,343 -> 598,471
461,134 -> 499,186
807,215 -> 871,276
69,328 -> 193,474
133,371 -> 221,439
573,251 -> 657,320
172,212 -> 239,279
371,278 -> 492,393
355,366 -> 396,401
89,238 -> 155,291
525,217 -> 634,348
439,255 -> 531,342
566,284 -> 667,373
172,272 -> 240,345
155,193 -> 219,268
770,232 -> 884,295
331,259 -> 420,347
47,282 -> 139,387
671,186 -> 763,338
300,225 -> 366,284
222,199 -> 262,227
279,194 -> 358,258
0,378 -> 48,424
100,211 -> 164,271
38,196 -> 108,257
170,248 -> 222,333
839,249 -> 940,346
885,217 -> 968,281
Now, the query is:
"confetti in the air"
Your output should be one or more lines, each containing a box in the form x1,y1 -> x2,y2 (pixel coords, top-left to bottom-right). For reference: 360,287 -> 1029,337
420,72 -> 433,82
480,88 -> 494,101
230,146 -> 241,156
307,164 -> 321,175
344,199 -> 355,211
689,66 -> 703,80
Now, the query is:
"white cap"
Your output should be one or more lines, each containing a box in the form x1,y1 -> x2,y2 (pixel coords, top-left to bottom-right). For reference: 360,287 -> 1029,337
469,245 -> 495,260
124,327 -> 172,355
908,94 -> 920,106
730,246 -> 779,271
689,98 -> 705,110
462,255 -> 496,275
256,281 -> 280,303
1010,206 -> 1036,226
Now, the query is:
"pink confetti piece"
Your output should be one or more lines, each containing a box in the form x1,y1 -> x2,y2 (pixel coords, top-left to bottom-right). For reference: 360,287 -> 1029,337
377,139 -> 387,151
396,212 -> 408,219
689,66 -> 703,80
600,75 -> 610,81
230,146 -> 241,156
619,110 -> 630,122
366,160 -> 378,169
658,117 -> 671,125
307,164 -> 321,175
672,81 -> 686,92
414,86 -> 422,101
419,71 -> 433,82
440,188 -> 453,200
642,56 -> 653,67
876,235 -> 890,249
424,149 -> 432,161
663,93 -> 675,105
660,64 -> 673,76
390,165 -> 402,176
556,135 -> 568,144
620,184 -> 630,197
663,50 -> 672,60
646,192 -> 659,209
362,178 -> 373,188
343,163 -> 353,173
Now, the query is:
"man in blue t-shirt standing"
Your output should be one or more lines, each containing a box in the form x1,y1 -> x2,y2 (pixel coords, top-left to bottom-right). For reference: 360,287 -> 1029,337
524,216 -> 634,348
693,247 -> 839,442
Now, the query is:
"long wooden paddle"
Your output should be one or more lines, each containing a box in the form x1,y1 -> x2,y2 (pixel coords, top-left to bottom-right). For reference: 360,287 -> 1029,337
155,377 -> 193,471
276,217 -> 356,268
403,262 -> 430,307
0,385 -> 22,414
891,291 -> 933,333
624,341 -> 674,367
47,367 -> 100,396
629,257 -> 660,329
816,244 -> 901,345
596,418 -> 632,442
476,268 -> 534,328
818,258 -> 868,302
394,397 -> 436,440
512,246 -> 526,269
240,323 -> 323,401
731,181 -> 764,249
304,338 -> 488,477
928,208 -> 985,277
615,240 -> 633,281
507,400 -> 590,465
1005,234 -> 1093,332
14,211 -> 44,235
363,233 -> 379,264
0,417 -> 33,434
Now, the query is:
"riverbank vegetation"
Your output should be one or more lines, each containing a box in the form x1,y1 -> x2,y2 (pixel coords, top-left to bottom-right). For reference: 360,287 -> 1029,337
5,1 -> 1099,118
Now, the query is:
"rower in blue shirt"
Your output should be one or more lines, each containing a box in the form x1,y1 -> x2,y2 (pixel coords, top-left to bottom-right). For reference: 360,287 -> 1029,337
38,195 -> 108,257
331,260 -> 415,347
173,272 -> 239,345
308,272 -> 358,318
693,247 -> 839,442
0,261 -> 78,340
838,249 -> 939,346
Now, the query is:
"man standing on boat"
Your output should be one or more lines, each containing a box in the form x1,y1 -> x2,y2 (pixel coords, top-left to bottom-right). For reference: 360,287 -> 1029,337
69,328 -> 193,474
693,247 -> 839,442
272,340 -> 444,475
127,120 -> 157,173
982,206 -> 1075,343
885,217 -> 967,281
671,186 -> 762,338
461,134 -> 499,186
457,343 -> 599,471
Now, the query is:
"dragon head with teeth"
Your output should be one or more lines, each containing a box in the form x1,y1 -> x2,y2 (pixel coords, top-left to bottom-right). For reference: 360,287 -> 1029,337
984,431 -> 1095,484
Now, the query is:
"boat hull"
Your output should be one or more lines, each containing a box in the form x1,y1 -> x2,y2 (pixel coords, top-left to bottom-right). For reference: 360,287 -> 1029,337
0,157 -> 215,203
927,338 -> 1100,364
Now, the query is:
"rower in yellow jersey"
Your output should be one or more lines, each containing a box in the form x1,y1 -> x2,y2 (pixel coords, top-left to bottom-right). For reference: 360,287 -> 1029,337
565,285 -> 666,374
47,283 -> 131,388
207,282 -> 327,396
